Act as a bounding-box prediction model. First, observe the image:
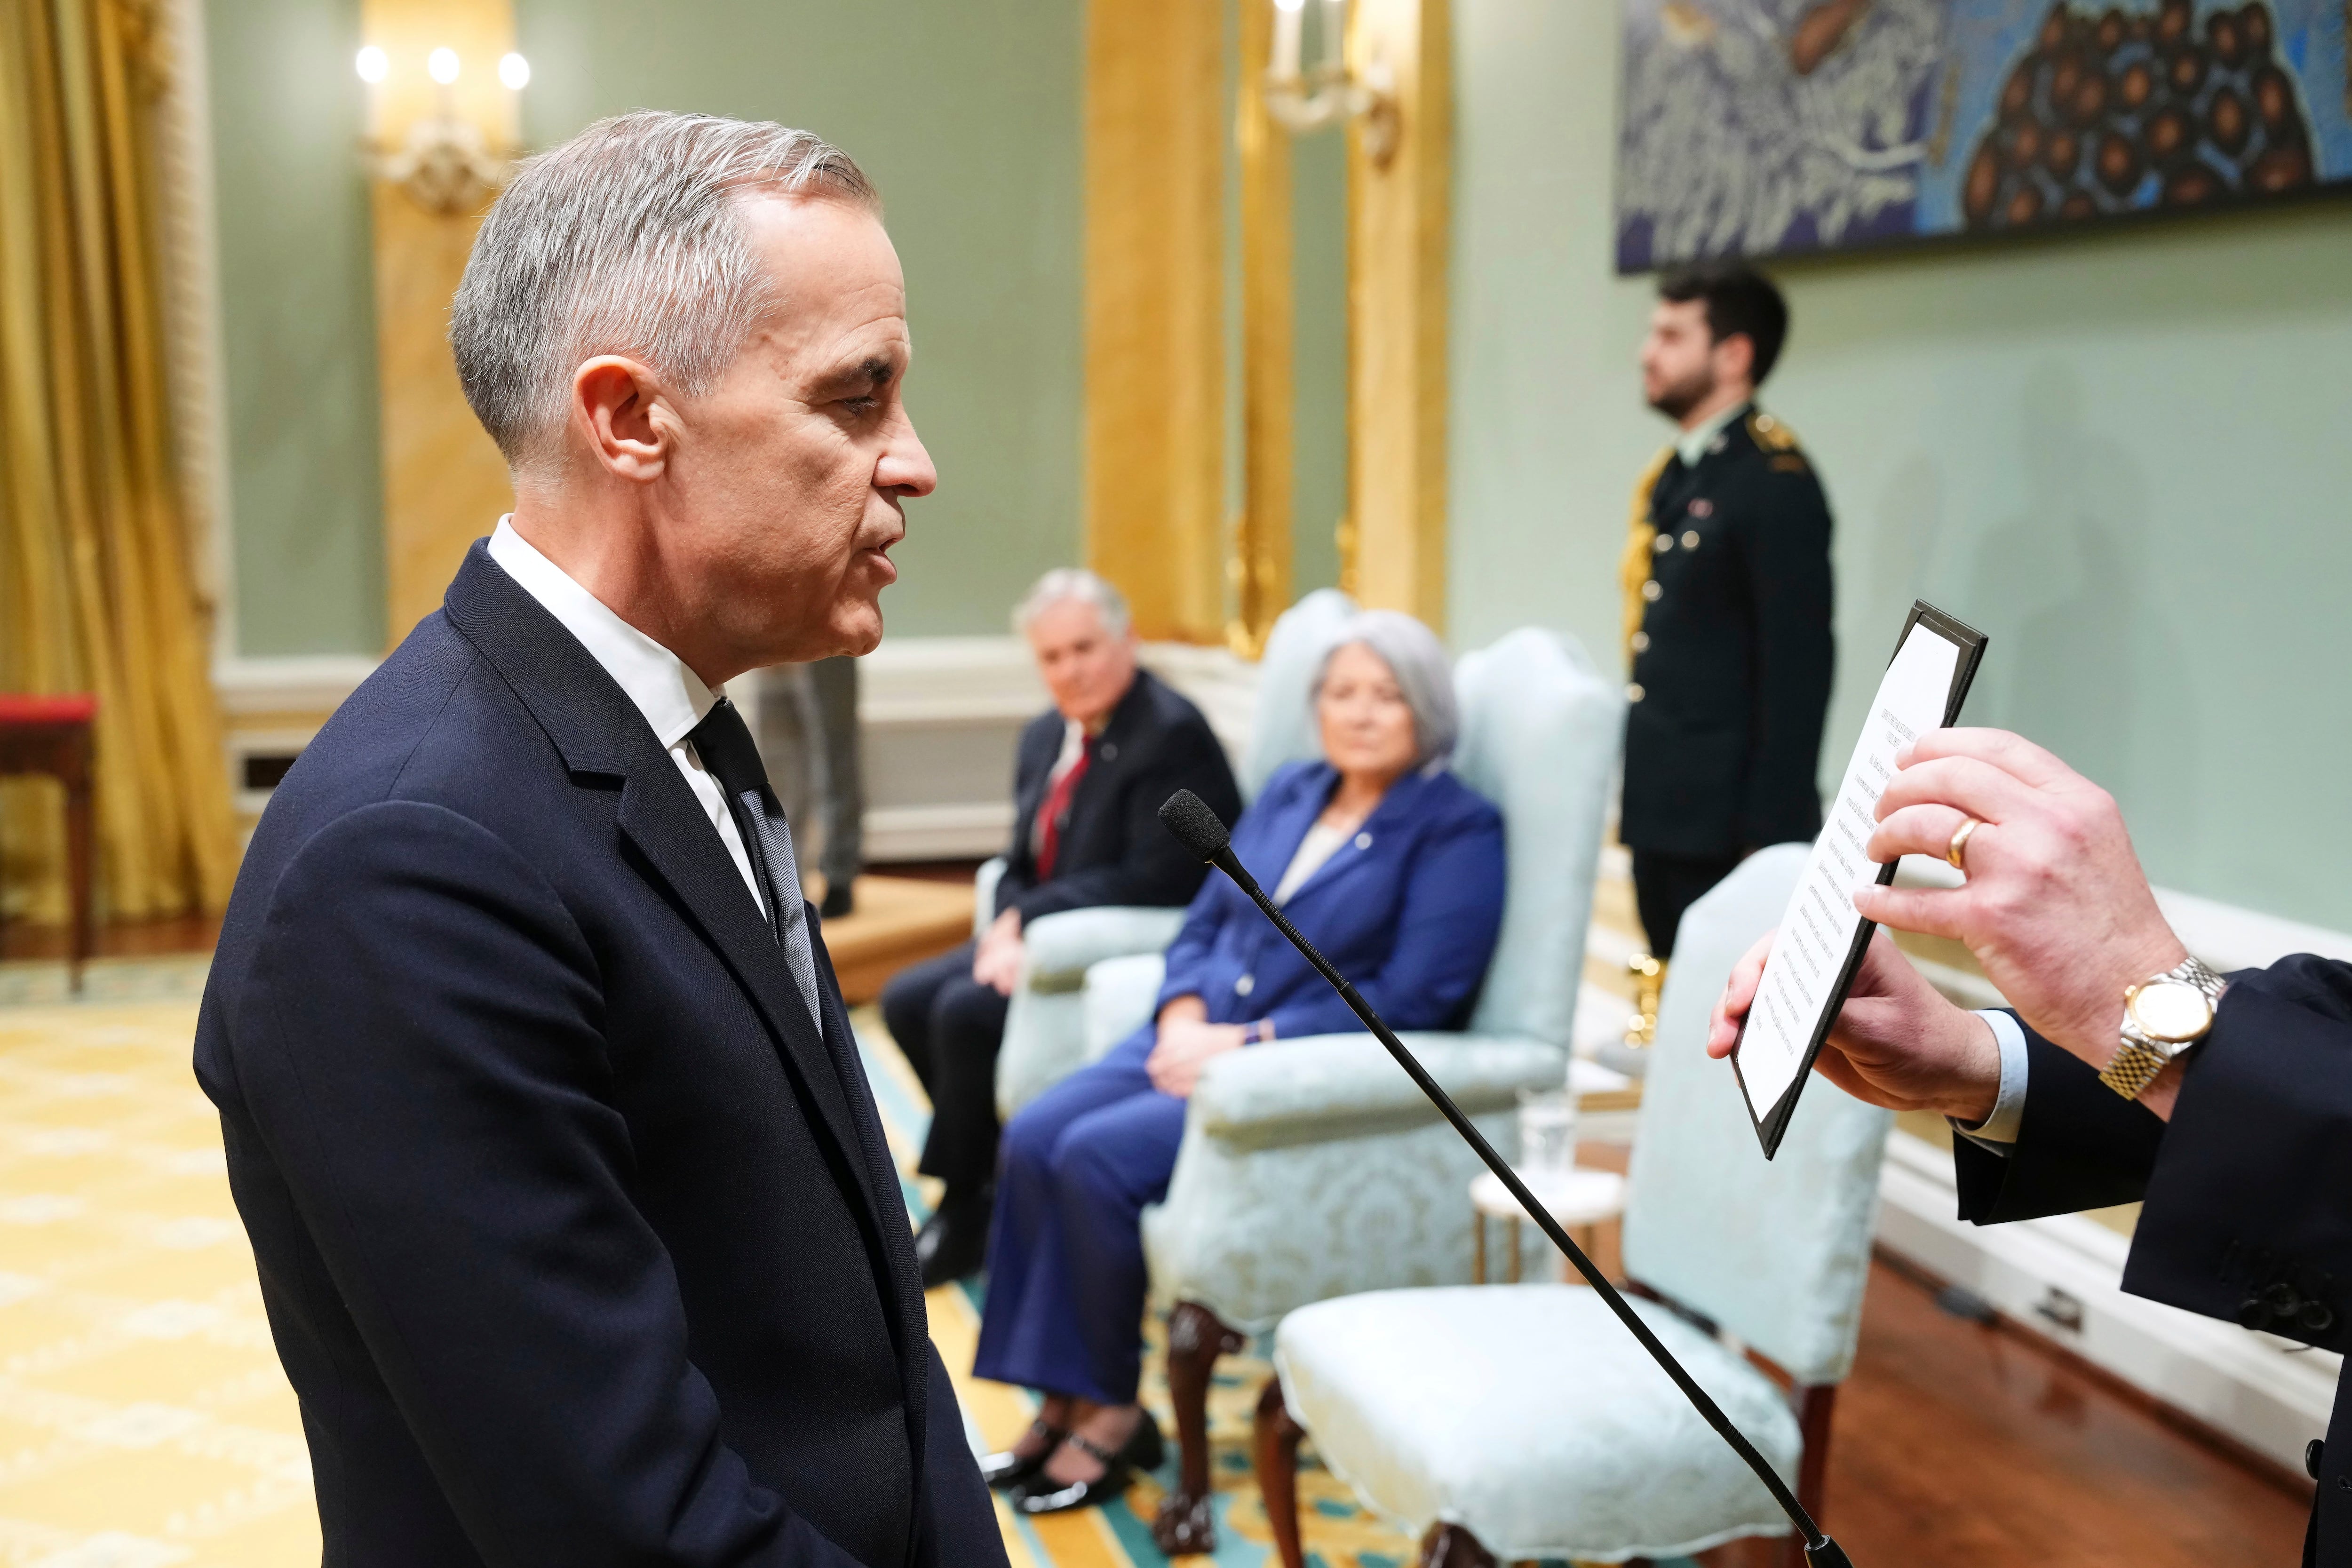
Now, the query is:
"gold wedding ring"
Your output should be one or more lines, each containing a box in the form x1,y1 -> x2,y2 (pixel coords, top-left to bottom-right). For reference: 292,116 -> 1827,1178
1946,816 -> 1981,871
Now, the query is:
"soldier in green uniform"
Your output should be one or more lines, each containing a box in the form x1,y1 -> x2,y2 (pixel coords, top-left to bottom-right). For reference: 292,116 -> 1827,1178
1618,263 -> 1834,963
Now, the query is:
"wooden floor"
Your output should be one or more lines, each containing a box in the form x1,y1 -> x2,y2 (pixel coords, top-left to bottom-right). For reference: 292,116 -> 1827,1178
1696,1257 -> 2312,1568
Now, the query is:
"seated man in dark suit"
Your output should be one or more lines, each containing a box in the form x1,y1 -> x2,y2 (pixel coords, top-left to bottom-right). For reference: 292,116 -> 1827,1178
1710,726 -> 2352,1565
883,569 -> 1240,1286
195,111 -> 1006,1566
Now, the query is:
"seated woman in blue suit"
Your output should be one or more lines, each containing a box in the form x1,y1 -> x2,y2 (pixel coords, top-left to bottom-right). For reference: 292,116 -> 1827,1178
971,610 -> 1508,1516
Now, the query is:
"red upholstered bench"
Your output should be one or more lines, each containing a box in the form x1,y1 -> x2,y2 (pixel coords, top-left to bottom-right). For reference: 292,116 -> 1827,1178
0,694 -> 98,989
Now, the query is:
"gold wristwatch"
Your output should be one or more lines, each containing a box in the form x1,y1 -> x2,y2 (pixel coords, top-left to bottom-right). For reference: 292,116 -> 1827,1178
2098,956 -> 2228,1099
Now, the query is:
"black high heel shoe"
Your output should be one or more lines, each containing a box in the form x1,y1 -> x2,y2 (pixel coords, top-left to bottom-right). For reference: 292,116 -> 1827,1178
1009,1409 -> 1165,1515
979,1419 -> 1066,1491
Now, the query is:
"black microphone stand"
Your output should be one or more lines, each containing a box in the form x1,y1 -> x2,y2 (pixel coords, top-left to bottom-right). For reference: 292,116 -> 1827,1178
1159,790 -> 1852,1567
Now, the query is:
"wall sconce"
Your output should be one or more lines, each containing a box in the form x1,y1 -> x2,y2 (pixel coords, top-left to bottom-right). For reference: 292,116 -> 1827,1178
356,44 -> 528,216
1264,0 -> 1398,164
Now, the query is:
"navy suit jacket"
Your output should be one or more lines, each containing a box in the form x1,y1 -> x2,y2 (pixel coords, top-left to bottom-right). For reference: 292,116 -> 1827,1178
1953,956 -> 2352,1566
193,543 -> 1007,1568
992,669 -> 1240,925
1151,761 -> 1507,1038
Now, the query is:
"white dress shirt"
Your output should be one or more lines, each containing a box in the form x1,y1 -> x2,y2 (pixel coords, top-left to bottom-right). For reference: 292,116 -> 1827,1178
486,518 -> 766,916
1952,1009 -> 2029,1149
1674,399 -> 1750,467
1271,821 -> 1350,905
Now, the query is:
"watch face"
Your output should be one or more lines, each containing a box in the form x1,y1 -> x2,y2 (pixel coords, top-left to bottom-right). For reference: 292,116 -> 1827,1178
2131,980 -> 2214,1043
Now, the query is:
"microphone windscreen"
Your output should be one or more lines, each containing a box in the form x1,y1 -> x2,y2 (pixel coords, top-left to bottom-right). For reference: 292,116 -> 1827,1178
1159,789 -> 1232,861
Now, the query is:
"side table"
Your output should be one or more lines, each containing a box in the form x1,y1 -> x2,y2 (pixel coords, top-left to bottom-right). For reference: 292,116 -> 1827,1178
0,695 -> 98,991
1470,1166 -> 1627,1284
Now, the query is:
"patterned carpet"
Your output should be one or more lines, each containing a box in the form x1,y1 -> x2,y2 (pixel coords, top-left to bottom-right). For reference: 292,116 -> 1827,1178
0,958 -> 315,1566
0,955 -> 1667,1567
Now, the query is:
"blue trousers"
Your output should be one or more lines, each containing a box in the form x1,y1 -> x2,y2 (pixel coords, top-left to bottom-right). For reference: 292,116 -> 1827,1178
971,1027 -> 1186,1406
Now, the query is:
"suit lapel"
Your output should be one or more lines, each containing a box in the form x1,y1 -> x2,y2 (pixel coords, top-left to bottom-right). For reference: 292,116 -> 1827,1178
611,774 -> 895,1230
440,543 -> 903,1311
1279,769 -> 1433,909
805,917 -> 931,1510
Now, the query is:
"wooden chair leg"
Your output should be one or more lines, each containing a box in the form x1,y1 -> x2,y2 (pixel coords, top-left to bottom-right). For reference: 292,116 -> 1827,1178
63,772 -> 93,995
1780,1382 -> 1839,1568
1152,1299 -> 1244,1555
1418,1521 -> 1499,1568
1255,1377 -> 1306,1568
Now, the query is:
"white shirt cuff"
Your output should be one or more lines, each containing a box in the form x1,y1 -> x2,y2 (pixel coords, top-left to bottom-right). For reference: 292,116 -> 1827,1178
1950,1009 -> 2028,1150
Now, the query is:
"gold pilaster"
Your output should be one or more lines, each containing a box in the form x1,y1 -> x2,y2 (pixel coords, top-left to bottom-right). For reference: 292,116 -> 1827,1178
1345,0 -> 1448,630
362,0 -> 516,644
1082,0 -> 1228,644
1229,0 -> 1295,658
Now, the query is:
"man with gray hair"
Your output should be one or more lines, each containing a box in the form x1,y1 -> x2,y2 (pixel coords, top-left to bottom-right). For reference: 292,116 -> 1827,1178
881,567 -> 1238,1287
194,111 -> 1007,1566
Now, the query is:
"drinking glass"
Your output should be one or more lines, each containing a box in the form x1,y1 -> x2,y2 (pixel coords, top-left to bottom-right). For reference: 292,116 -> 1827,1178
1516,1086 -> 1579,1180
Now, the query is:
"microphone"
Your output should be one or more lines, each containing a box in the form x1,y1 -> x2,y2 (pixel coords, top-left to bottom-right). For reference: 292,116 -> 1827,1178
1158,789 -> 1854,1566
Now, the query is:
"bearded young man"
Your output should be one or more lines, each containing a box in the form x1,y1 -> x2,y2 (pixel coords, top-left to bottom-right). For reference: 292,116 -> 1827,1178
1618,262 -> 1836,964
193,113 -> 1007,1568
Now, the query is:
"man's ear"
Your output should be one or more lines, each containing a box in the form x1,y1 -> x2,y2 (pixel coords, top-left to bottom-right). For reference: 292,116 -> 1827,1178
572,356 -> 673,483
1713,331 -> 1757,391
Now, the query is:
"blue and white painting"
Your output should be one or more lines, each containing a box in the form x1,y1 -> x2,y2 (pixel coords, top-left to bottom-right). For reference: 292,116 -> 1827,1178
1614,0 -> 2352,268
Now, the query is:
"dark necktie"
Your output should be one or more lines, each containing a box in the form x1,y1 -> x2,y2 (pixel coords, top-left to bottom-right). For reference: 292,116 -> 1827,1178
1033,744 -> 1092,880
687,697 -> 824,1032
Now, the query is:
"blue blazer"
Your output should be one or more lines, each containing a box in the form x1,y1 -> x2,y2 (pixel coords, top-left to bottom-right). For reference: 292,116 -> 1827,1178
1152,760 -> 1507,1040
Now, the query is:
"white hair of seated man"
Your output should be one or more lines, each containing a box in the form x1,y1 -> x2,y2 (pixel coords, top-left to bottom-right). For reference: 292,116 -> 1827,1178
1012,567 -> 1133,641
1313,610 -> 1460,770
450,111 -> 879,472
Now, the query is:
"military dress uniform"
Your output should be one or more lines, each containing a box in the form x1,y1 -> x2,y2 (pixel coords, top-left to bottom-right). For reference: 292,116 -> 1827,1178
1617,404 -> 1835,957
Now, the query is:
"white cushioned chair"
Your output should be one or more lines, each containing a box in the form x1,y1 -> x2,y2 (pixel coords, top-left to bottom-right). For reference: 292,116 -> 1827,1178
984,589 -> 1362,1119
1257,844 -> 1894,1568
1104,622 -> 1623,1553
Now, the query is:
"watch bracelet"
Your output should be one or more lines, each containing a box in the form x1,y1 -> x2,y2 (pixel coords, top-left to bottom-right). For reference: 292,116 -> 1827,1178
2099,955 -> 2227,1100
2098,1038 -> 2171,1099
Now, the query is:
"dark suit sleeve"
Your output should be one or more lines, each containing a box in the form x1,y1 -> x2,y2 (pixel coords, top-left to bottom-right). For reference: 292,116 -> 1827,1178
1259,802 -> 1508,1042
230,801 -> 866,1568
1734,468 -> 1834,848
916,1345 -> 1010,1567
992,721 -> 1052,918
1005,719 -> 1235,923
1956,958 -> 2352,1354
1952,1026 -> 2166,1222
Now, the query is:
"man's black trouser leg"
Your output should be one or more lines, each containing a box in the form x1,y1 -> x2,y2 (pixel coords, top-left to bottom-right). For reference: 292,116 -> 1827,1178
878,940 -> 1012,1194
1630,849 -> 1746,960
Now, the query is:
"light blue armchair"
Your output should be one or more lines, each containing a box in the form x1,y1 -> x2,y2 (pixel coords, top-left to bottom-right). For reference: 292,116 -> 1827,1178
986,589 -> 1363,1122
1104,623 -> 1624,1554
1259,846 -> 1895,1568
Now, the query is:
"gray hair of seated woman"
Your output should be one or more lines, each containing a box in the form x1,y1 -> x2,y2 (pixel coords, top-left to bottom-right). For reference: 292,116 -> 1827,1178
1312,610 -> 1459,771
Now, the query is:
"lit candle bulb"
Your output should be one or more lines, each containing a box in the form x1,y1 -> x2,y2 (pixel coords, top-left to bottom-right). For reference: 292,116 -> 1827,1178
1272,0 -> 1305,81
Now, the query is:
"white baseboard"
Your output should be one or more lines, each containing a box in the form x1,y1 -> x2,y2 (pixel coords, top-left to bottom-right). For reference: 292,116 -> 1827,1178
212,654 -> 380,716
864,803 -> 1017,863
1875,1130 -> 2338,1476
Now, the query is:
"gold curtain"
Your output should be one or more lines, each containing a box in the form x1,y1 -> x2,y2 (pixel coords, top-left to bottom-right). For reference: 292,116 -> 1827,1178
0,0 -> 238,923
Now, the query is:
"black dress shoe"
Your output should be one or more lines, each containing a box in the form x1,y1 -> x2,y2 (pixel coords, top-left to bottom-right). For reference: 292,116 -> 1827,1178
979,1419 -> 1066,1490
915,1196 -> 991,1289
1010,1410 -> 1166,1515
818,880 -> 854,919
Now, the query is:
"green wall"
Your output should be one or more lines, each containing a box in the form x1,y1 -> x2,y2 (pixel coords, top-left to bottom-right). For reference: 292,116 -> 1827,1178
208,0 -> 386,656
1449,0 -> 2352,930
207,0 -> 1085,652
1291,129 -> 1348,597
514,0 -> 1084,637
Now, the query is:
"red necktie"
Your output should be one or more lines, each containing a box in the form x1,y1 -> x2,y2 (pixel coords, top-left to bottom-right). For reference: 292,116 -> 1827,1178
1033,747 -> 1093,880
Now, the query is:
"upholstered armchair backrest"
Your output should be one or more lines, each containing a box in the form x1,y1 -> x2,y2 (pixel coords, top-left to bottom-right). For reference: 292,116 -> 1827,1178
1622,845 -> 1894,1387
1237,589 -> 1357,804
1451,629 -> 1621,1047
